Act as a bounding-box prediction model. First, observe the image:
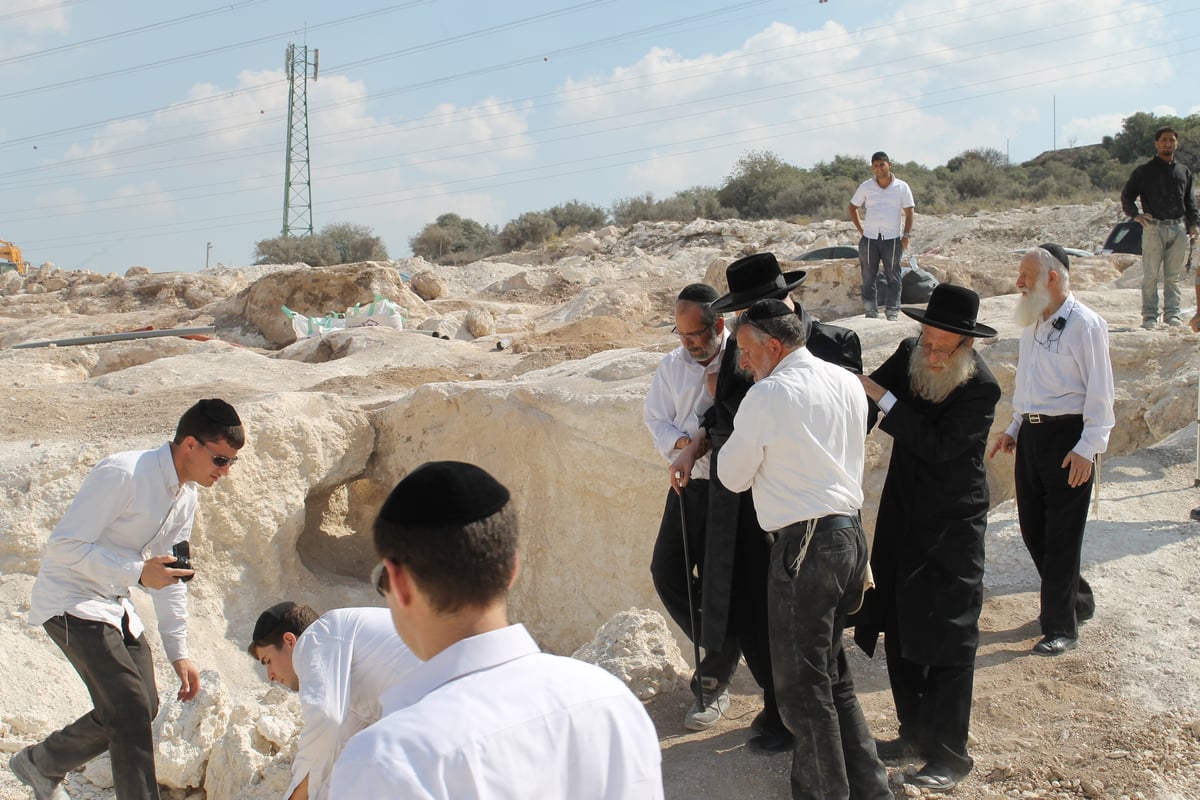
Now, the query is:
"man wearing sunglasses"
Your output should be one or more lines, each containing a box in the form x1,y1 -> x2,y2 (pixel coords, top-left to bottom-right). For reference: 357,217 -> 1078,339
12,399 -> 244,800
246,602 -> 417,800
330,461 -> 663,799
717,299 -> 890,800
852,284 -> 1001,793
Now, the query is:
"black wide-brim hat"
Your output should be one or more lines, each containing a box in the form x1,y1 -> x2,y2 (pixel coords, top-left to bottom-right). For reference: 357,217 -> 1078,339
901,283 -> 997,338
709,252 -> 807,313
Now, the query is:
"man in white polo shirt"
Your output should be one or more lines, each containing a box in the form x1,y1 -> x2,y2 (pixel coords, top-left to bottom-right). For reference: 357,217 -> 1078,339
849,151 -> 915,320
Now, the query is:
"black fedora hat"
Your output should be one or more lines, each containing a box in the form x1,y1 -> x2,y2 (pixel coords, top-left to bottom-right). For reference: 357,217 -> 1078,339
901,283 -> 997,338
709,253 -> 807,313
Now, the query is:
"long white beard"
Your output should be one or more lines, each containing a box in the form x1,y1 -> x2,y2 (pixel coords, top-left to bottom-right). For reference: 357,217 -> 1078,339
1015,282 -> 1051,328
909,344 -> 977,404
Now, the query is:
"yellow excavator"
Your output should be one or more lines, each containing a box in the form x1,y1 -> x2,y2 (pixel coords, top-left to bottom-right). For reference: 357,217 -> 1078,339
0,239 -> 29,275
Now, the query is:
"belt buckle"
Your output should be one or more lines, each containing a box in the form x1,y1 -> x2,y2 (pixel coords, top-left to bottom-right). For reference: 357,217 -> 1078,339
1028,413 -> 1042,424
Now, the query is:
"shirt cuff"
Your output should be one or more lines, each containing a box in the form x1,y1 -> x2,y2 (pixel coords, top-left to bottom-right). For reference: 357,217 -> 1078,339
878,391 -> 897,415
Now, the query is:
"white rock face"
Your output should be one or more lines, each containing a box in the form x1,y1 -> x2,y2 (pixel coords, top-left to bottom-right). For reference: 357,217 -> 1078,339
572,608 -> 691,700
153,670 -> 232,789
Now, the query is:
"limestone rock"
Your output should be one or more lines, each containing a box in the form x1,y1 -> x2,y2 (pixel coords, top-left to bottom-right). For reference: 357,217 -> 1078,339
125,266 -> 152,277
572,608 -> 690,700
418,316 -> 460,340
463,307 -> 495,338
410,270 -> 446,300
204,703 -> 296,800
153,669 -> 232,789
221,262 -> 430,347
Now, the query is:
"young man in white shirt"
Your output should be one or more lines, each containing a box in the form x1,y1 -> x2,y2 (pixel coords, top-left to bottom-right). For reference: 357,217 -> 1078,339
643,282 -> 740,731
247,602 -> 419,800
12,399 -> 244,800
330,461 -> 664,800
849,151 -> 915,320
989,244 -> 1115,656
718,300 -> 891,800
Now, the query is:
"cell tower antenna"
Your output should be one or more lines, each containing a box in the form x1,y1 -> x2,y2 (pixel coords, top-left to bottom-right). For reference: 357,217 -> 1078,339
282,42 -> 318,238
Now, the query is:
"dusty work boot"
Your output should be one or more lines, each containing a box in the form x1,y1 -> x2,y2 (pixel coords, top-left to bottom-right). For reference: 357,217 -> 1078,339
684,677 -> 730,731
9,748 -> 70,800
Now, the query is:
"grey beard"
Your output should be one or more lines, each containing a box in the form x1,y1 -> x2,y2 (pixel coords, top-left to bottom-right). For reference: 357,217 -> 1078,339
909,345 -> 976,404
1015,283 -> 1051,328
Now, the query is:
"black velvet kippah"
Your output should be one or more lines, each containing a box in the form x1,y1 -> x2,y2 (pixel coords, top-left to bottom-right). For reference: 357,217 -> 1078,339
380,461 -> 511,527
199,398 -> 242,427
744,297 -> 794,321
1037,242 -> 1070,272
250,601 -> 297,644
677,283 -> 719,304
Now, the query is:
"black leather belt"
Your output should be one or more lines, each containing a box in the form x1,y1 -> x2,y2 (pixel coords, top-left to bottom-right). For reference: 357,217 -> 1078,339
1022,413 -> 1083,424
1146,217 -> 1183,225
768,513 -> 857,545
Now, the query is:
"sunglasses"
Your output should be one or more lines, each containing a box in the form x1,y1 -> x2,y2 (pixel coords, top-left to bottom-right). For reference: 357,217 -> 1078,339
198,440 -> 239,467
370,560 -> 390,597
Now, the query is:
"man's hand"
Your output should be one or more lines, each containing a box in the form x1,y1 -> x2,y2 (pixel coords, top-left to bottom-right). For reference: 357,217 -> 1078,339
1062,451 -> 1094,488
669,432 -> 708,493
173,658 -> 200,701
1134,213 -> 1152,227
140,555 -> 194,589
989,433 -> 1016,459
858,374 -> 886,404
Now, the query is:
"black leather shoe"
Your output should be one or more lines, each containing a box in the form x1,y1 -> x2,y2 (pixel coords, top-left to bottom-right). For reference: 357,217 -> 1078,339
749,710 -> 784,737
911,762 -> 960,793
746,728 -> 794,755
1032,635 -> 1078,656
874,736 -> 923,761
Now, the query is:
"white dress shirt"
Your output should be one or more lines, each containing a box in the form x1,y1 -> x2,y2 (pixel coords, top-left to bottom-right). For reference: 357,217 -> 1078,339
29,443 -> 195,662
288,607 -> 419,800
329,624 -> 664,800
642,332 -> 727,479
851,176 -> 915,239
718,347 -> 867,530
1003,293 -> 1115,460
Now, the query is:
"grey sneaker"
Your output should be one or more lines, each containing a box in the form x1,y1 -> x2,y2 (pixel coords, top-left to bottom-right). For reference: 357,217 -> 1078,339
885,311 -> 899,321
684,687 -> 731,731
1141,318 -> 1158,330
1165,316 -> 1182,327
9,748 -> 70,800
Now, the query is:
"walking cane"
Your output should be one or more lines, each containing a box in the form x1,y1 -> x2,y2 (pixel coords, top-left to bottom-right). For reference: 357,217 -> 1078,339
675,471 -> 706,712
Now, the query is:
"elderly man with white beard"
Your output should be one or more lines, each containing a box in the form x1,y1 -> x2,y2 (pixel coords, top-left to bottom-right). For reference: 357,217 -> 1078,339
989,244 -> 1115,657
853,284 -> 1000,793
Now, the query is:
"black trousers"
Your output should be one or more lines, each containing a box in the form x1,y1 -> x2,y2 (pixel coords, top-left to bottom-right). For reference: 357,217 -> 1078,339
650,481 -> 741,692
728,489 -> 781,731
1015,418 -> 1096,638
34,613 -> 161,800
884,623 -> 975,777
769,519 -> 891,800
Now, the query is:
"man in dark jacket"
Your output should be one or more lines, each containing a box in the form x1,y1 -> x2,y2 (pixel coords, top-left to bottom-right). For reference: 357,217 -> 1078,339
1120,125 -> 1200,328
670,252 -> 862,754
853,284 -> 1000,793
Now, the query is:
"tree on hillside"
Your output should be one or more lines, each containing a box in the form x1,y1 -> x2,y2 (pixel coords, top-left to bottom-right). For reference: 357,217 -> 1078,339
546,200 -> 608,232
321,222 -> 389,263
499,211 -> 557,251
409,213 -> 499,264
717,149 -> 802,219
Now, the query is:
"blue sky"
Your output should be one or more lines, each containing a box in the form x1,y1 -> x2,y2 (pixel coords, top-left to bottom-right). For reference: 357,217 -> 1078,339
2,0 -> 1197,273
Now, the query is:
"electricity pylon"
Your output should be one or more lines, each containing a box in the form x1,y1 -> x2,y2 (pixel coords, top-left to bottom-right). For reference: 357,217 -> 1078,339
282,42 -> 318,238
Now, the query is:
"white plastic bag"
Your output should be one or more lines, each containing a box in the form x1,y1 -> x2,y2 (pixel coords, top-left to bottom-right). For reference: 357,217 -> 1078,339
345,294 -> 405,330
282,306 -> 345,340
